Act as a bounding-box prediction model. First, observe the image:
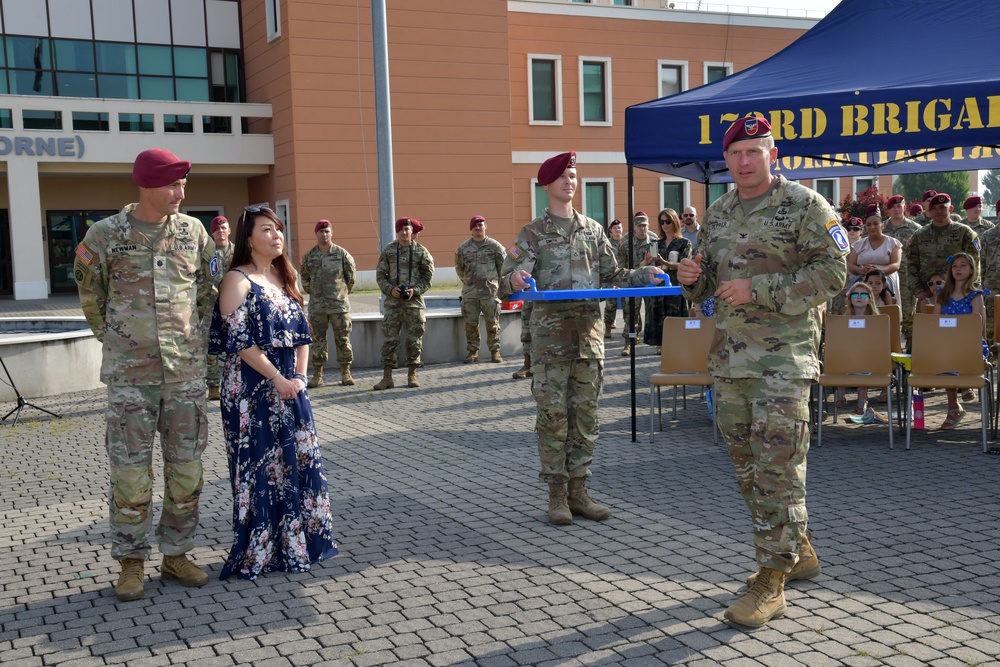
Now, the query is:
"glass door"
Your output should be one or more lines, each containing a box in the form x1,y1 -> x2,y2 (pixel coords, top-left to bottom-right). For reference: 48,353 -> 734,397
0,211 -> 11,296
47,210 -> 115,293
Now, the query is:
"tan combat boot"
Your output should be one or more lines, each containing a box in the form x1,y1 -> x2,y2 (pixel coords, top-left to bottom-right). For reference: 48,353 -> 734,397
621,341 -> 631,357
567,477 -> 612,520
207,385 -> 220,401
746,531 -> 821,586
548,483 -> 573,525
340,364 -> 355,386
115,558 -> 145,601
464,350 -> 478,364
161,554 -> 209,587
491,350 -> 503,363
407,365 -> 420,388
373,368 -> 394,390
512,353 -> 532,380
308,366 -> 324,388
724,566 -> 786,628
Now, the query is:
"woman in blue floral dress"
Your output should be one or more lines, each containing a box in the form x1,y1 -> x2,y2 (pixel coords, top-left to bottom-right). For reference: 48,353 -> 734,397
209,207 -> 337,580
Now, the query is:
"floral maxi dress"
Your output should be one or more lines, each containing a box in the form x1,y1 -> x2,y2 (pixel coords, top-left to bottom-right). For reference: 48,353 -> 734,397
209,276 -> 338,580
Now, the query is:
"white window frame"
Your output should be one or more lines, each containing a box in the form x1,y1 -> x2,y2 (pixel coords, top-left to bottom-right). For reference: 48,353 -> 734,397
531,179 -> 549,218
657,59 -> 688,99
581,178 -> 614,225
813,178 -> 839,204
660,177 -> 691,212
528,54 -> 563,126
852,177 -> 876,197
265,0 -> 281,42
579,56 -> 612,127
704,61 -> 732,86
274,199 -> 290,249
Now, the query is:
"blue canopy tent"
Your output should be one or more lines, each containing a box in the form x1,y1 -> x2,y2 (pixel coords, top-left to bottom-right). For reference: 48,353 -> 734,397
624,0 -> 1000,184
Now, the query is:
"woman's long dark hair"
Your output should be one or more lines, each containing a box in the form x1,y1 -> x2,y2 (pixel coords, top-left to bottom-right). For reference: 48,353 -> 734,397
231,207 -> 305,307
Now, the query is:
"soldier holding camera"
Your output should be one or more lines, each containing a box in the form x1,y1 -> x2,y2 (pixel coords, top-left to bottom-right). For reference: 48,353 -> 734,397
374,217 -> 434,390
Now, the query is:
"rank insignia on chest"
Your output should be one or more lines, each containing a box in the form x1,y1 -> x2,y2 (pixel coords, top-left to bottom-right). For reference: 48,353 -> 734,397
508,244 -> 522,259
738,233 -> 749,241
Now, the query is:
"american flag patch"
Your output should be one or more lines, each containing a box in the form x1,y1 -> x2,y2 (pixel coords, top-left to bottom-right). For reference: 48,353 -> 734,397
508,245 -> 522,259
75,243 -> 94,265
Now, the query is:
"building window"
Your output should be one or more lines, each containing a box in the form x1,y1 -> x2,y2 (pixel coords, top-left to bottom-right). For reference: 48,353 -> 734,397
662,179 -> 688,213
528,55 -> 562,125
658,61 -> 687,98
164,115 -> 194,133
583,180 -> 612,227
814,178 -> 838,203
22,110 -> 62,130
580,57 -> 611,126
708,183 -> 730,205
533,182 -> 550,218
0,109 -> 12,129
853,177 -> 875,197
72,112 -> 109,132
705,63 -> 732,85
119,113 -> 154,132
612,0 -> 633,5
203,115 -> 232,134
266,0 -> 281,41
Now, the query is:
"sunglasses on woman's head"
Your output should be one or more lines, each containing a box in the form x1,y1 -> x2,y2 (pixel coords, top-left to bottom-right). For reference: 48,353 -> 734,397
244,205 -> 273,214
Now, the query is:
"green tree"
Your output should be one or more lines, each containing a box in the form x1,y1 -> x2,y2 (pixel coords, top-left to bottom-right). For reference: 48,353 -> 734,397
982,168 -> 1000,210
895,171 -> 970,206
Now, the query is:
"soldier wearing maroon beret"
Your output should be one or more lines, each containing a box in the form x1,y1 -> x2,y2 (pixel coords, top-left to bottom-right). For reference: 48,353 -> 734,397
961,195 -> 993,237
499,151 -> 665,528
676,115 -> 847,628
74,148 -> 214,600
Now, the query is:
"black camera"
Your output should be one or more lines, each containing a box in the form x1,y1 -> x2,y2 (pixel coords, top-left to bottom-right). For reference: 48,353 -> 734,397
398,284 -> 411,299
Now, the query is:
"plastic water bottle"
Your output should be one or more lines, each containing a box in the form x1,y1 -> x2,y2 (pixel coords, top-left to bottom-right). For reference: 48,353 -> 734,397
912,389 -> 924,430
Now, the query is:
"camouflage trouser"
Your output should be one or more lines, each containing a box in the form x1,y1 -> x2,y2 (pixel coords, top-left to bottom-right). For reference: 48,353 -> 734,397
603,297 -> 618,330
380,304 -> 425,368
622,297 -> 642,342
309,311 -> 354,366
105,379 -> 209,561
532,359 -> 603,483
462,296 -> 501,354
206,354 -> 221,388
714,376 -> 810,573
520,302 -> 533,346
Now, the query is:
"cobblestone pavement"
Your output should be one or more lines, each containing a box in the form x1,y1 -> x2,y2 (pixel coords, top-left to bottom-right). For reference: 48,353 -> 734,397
3,326 -> 1000,667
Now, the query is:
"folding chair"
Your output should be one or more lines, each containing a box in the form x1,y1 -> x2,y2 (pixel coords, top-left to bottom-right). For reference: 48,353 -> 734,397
906,313 -> 989,452
649,316 -> 717,444
816,315 -> 894,449
881,303 -> 908,432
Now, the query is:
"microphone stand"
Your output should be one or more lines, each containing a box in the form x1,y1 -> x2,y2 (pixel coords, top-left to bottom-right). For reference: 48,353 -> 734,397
0,354 -> 62,426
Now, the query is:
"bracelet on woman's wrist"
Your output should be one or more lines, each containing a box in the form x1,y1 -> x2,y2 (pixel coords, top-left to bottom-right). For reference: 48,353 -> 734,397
268,369 -> 280,381
292,373 -> 307,383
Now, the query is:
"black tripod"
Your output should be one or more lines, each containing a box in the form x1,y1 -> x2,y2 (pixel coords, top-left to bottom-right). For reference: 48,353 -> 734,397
0,354 -> 62,426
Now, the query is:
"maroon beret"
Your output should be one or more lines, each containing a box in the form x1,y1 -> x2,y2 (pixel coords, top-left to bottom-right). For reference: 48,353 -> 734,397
996,200 -> 1000,212
396,217 -> 424,234
609,218 -> 622,228
537,151 -> 576,186
132,148 -> 190,188
963,196 -> 983,210
845,217 -> 864,230
469,215 -> 486,230
315,219 -> 331,233
722,116 -> 772,151
909,203 -> 924,216
921,189 -> 938,202
865,203 -> 880,217
210,216 -> 228,234
929,193 -> 951,206
886,195 -> 904,208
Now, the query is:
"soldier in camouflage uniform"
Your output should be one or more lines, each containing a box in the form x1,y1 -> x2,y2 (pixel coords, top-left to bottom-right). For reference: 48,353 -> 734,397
603,218 -> 624,337
501,151 -> 665,527
983,201 -> 1000,344
512,301 -> 533,379
206,215 -> 234,400
455,215 -> 506,364
300,219 -> 356,387
374,217 -> 434,390
882,195 -> 921,346
678,118 -> 847,628
961,196 -> 994,237
906,193 -> 981,319
617,212 -> 658,356
73,149 -> 215,601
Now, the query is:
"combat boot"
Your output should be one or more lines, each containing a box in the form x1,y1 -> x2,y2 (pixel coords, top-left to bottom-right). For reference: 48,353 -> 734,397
161,554 -> 209,587
407,365 -> 420,388
491,350 -> 503,363
724,567 -> 786,628
207,385 -> 220,401
308,366 -> 324,388
512,353 -> 532,380
114,558 -> 145,601
621,341 -> 631,357
340,364 -> 355,386
567,477 -> 612,520
548,483 -> 573,525
746,531 -> 821,586
373,368 -> 394,390
464,350 -> 478,364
